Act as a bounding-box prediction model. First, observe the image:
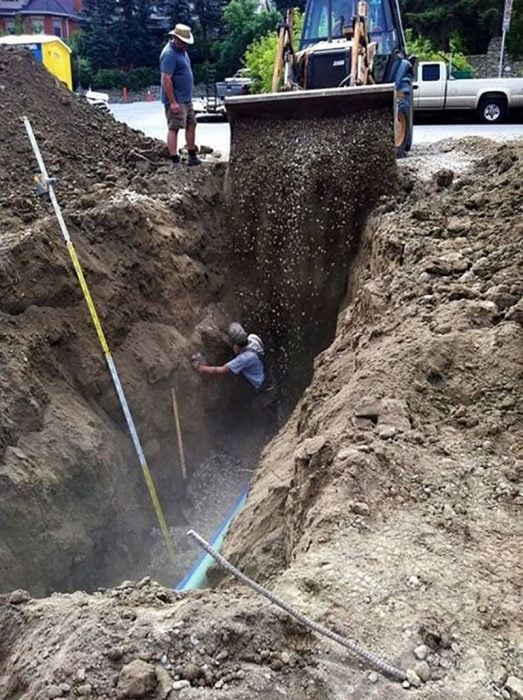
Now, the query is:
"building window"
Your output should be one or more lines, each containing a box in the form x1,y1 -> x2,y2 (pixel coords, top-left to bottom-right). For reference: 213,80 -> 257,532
31,16 -> 45,33
53,18 -> 62,36
6,18 -> 16,33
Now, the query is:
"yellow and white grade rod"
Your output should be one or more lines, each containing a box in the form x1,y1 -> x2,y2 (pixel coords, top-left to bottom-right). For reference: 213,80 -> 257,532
23,116 -> 176,564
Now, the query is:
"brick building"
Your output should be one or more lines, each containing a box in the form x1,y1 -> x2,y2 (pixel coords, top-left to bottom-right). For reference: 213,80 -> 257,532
0,0 -> 82,40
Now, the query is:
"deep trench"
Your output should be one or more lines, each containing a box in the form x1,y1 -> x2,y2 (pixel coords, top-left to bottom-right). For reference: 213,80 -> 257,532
16,110 -> 397,596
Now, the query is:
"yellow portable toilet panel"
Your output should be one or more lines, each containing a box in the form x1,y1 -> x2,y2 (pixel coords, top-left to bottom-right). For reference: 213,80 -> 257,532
42,39 -> 73,90
0,34 -> 72,90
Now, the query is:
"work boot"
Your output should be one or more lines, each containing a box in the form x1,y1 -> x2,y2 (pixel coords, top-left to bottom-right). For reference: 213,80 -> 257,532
170,155 -> 181,169
187,150 -> 202,166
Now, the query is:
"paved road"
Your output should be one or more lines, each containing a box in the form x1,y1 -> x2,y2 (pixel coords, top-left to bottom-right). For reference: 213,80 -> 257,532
110,101 -> 231,155
110,101 -> 523,156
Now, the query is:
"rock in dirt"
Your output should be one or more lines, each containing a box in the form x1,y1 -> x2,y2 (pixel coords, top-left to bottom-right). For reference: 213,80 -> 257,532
406,669 -> 422,687
117,660 -> 157,698
414,660 -> 431,682
182,663 -> 201,681
172,680 -> 191,691
413,644 -> 429,660
8,589 -> 30,604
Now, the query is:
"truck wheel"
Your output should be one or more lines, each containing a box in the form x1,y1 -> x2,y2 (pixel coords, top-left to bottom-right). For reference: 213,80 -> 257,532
479,98 -> 506,124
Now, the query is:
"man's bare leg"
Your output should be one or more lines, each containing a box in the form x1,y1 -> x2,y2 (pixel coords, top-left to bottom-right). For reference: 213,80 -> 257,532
186,122 -> 196,150
167,126 -> 178,157
185,122 -> 201,165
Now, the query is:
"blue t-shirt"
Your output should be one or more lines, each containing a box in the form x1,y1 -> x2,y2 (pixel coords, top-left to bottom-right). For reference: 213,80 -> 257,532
227,349 -> 265,390
160,41 -> 193,104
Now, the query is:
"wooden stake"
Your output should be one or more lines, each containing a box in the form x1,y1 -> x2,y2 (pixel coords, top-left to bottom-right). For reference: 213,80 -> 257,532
171,387 -> 187,481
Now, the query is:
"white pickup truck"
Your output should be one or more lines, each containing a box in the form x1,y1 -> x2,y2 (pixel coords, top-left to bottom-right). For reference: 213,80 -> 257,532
413,61 -> 523,123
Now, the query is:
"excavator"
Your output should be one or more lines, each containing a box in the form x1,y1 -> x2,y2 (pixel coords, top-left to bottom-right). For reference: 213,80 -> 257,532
225,0 -> 414,156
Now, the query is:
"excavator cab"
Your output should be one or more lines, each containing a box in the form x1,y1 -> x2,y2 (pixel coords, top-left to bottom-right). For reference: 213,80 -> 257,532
225,0 -> 414,156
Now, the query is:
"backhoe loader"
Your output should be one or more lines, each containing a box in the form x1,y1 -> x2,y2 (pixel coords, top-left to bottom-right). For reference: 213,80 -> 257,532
225,0 -> 414,157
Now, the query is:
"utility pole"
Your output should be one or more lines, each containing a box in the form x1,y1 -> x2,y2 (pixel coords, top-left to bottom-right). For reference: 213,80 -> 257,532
499,0 -> 513,78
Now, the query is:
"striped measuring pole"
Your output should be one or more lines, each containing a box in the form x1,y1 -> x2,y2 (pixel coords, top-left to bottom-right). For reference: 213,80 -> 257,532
23,116 -> 176,565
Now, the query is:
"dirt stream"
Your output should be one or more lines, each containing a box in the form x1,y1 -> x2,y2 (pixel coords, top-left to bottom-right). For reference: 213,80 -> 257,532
0,47 -> 522,699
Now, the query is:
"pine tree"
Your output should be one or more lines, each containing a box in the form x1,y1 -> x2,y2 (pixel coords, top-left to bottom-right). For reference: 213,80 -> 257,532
82,0 -> 118,70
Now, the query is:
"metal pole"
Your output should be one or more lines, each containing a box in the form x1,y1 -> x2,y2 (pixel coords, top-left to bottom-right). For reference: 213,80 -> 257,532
499,28 -> 507,78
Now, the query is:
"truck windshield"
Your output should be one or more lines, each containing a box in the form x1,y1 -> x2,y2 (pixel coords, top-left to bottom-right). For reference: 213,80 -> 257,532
301,0 -> 397,52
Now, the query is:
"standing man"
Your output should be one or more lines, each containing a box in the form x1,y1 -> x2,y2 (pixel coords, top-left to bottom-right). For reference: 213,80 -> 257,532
160,24 -> 201,167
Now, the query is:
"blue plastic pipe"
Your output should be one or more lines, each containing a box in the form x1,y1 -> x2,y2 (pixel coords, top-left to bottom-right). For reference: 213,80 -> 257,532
177,487 -> 249,590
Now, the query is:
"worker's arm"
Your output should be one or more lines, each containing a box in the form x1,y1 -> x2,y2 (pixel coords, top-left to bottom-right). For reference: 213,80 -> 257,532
196,364 -> 230,376
162,73 -> 180,113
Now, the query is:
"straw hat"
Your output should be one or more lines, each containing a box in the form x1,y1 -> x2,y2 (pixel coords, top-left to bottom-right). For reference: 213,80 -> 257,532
168,24 -> 194,45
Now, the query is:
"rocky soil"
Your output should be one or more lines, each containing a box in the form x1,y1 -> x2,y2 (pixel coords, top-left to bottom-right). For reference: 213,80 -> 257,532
1,46 -> 522,700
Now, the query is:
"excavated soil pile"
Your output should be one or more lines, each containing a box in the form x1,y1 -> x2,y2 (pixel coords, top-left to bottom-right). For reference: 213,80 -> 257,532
0,47 -> 268,595
227,112 -> 395,400
0,47 -> 169,234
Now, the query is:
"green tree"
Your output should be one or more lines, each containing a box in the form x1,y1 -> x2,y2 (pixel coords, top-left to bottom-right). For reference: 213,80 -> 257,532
405,28 -> 474,74
400,0 -> 501,54
81,0 -> 118,70
112,0 -> 158,69
166,0 -> 192,28
245,9 -> 303,92
507,1 -> 523,57
213,0 -> 281,77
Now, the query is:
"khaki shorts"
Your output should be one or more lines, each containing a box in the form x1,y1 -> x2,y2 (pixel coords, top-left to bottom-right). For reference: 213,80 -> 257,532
165,102 -> 196,130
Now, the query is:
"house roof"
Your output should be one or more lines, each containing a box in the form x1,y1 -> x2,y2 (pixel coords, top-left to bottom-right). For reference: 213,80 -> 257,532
0,0 -> 27,11
0,0 -> 81,17
0,33 -> 72,50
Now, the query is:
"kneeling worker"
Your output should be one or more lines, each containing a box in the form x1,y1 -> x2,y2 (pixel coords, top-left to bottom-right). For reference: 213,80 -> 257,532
192,323 -> 264,391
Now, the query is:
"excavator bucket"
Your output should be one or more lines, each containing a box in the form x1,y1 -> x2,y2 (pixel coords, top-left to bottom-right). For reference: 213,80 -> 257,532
225,84 -> 398,162
225,84 -> 395,122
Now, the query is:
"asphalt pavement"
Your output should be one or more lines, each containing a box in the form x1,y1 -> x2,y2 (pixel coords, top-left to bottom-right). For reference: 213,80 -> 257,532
110,100 -> 523,157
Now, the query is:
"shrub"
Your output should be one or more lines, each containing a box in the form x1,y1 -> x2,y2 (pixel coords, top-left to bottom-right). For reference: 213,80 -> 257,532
73,56 -> 94,90
405,29 -> 474,75
124,67 -> 160,90
91,68 -> 125,89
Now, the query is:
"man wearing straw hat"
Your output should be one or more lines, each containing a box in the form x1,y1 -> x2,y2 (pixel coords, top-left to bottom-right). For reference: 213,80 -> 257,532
160,23 -> 201,167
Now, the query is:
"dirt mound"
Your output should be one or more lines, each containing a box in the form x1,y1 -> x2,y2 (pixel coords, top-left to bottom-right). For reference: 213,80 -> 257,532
0,580 -> 320,700
0,47 -> 171,234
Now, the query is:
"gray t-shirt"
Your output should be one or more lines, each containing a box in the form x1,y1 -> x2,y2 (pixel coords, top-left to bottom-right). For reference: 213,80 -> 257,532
160,42 -> 193,104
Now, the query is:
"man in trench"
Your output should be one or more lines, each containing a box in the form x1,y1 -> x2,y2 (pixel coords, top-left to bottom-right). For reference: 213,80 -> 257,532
160,23 -> 201,167
192,323 -> 265,391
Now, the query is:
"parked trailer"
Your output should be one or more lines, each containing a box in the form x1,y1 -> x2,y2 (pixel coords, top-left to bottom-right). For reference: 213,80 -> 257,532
0,34 -> 72,90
